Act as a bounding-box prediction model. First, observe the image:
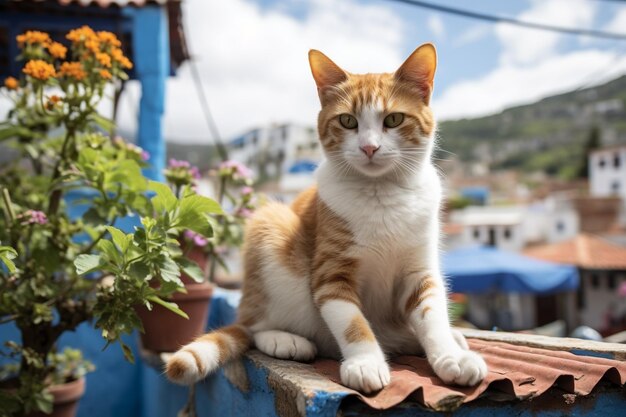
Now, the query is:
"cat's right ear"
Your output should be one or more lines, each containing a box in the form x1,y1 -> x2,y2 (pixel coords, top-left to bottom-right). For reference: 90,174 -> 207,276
309,50 -> 347,94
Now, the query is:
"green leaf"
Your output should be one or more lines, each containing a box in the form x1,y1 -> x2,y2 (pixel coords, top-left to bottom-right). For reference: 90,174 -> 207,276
108,159 -> 147,192
33,390 -> 53,414
97,240 -> 122,265
105,226 -> 131,253
89,113 -> 115,132
147,295 -> 189,319
74,254 -> 102,275
148,180 -> 177,212
158,255 -> 181,284
174,195 -> 222,237
0,245 -> 17,273
120,341 -> 135,363
178,257 -> 205,283
128,261 -> 151,282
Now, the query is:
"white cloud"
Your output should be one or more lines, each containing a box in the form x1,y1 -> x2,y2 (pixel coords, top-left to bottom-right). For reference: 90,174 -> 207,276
432,0 -> 619,121
495,0 -> 596,66
117,0 -> 406,143
605,7 -> 626,33
433,49 -> 626,120
427,14 -> 445,40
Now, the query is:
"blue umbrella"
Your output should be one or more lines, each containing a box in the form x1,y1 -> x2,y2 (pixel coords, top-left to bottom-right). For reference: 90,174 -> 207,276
443,246 -> 579,294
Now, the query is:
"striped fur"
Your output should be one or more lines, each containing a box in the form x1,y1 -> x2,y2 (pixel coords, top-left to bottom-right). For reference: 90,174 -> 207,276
166,44 -> 487,392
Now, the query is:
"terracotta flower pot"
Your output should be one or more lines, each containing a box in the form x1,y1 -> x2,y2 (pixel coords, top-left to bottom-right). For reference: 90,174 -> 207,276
27,377 -> 85,417
137,282 -> 214,352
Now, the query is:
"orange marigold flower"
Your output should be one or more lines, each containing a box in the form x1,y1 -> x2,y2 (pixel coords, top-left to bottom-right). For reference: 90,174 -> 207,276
95,52 -> 111,68
22,60 -> 56,81
99,69 -> 112,80
85,38 -> 101,54
16,30 -> 51,47
111,47 -> 133,69
59,62 -> 87,81
66,26 -> 96,44
47,42 -> 67,59
97,31 -> 121,47
4,77 -> 19,90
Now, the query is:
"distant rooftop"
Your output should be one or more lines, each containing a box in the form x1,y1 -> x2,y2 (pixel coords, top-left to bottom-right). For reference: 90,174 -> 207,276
525,233 -> 626,270
454,206 -> 525,226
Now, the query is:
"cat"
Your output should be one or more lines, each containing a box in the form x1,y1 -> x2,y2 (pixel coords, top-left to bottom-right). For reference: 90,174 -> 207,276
165,43 -> 488,393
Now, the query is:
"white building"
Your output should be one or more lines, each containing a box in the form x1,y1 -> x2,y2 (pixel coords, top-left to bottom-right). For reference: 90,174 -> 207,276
589,145 -> 626,199
453,206 -> 526,251
228,124 -> 322,190
450,200 -> 579,251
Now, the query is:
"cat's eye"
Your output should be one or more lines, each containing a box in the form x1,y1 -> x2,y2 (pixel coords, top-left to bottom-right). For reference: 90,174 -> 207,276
339,114 -> 358,129
383,113 -> 404,128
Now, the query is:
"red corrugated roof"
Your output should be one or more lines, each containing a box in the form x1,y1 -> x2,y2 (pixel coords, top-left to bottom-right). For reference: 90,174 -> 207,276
524,233 -> 626,270
313,338 -> 626,411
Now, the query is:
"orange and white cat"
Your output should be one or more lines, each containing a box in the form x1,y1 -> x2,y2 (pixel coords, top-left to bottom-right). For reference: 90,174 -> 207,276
166,44 -> 487,393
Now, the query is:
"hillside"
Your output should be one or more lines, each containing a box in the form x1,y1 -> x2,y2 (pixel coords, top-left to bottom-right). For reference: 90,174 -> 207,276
438,75 -> 626,179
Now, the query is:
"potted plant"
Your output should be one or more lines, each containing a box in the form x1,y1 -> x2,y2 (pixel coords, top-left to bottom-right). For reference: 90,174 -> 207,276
136,158 -> 259,352
0,27 -> 221,416
136,158 -> 213,353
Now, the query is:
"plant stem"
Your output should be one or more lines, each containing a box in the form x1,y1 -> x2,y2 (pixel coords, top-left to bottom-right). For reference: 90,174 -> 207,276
47,126 -> 75,215
207,176 -> 228,284
80,215 -> 117,255
1,187 -> 16,222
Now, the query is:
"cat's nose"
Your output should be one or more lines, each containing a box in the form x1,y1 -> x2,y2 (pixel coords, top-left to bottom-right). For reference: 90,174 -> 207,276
360,144 -> 380,158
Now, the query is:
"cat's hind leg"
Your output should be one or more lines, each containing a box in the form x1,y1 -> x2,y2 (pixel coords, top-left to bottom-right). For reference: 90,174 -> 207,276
254,330 -> 317,361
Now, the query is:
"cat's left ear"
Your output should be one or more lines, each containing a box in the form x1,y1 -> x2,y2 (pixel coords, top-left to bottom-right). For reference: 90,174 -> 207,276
394,43 -> 437,104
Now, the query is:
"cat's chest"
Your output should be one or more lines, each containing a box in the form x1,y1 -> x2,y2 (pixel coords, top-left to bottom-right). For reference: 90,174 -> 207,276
320,178 -> 437,248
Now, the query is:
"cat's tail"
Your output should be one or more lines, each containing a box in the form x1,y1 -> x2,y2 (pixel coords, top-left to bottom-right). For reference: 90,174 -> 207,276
165,324 -> 251,385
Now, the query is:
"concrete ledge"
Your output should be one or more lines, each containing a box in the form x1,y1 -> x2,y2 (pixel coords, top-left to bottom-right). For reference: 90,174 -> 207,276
458,328 -> 626,360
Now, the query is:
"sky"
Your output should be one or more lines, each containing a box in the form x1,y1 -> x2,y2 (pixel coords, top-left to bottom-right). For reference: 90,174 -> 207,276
18,0 -> 626,144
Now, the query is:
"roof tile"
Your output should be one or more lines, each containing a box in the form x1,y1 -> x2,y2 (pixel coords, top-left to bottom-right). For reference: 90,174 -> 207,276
524,233 -> 626,270
312,339 -> 626,411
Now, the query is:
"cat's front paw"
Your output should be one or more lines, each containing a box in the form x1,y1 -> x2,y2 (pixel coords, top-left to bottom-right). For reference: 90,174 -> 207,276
431,349 -> 487,386
340,354 -> 391,394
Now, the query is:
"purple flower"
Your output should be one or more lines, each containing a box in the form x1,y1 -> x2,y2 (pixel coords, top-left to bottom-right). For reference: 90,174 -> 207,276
189,166 -> 201,180
236,207 -> 253,218
184,230 -> 208,247
21,210 -> 48,225
141,150 -> 150,161
168,159 -> 191,169
241,186 -> 253,196
219,160 -> 252,179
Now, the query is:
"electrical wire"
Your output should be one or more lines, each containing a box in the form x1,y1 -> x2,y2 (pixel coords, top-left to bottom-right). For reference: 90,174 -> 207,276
188,57 -> 229,161
381,0 -> 626,40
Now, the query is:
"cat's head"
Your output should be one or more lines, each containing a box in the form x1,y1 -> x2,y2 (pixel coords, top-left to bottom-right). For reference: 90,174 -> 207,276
309,44 -> 436,178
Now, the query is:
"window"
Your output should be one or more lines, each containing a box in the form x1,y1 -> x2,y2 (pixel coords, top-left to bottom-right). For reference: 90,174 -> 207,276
590,273 -> 600,289
608,273 -> 618,290
614,153 -> 621,169
556,221 -> 565,233
599,157 -> 606,168
612,181 -> 621,193
473,228 -> 480,240
503,227 -> 512,240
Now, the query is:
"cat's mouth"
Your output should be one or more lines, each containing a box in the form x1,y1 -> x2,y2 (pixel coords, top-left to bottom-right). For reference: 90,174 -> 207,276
353,157 -> 394,177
